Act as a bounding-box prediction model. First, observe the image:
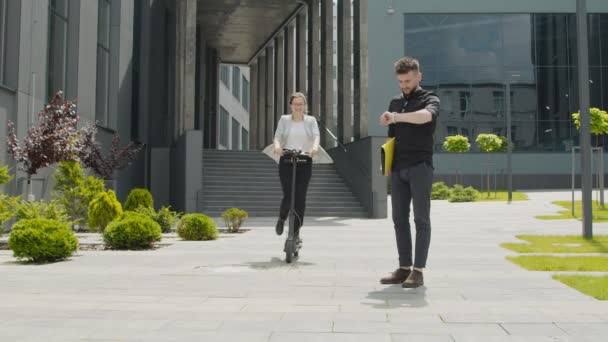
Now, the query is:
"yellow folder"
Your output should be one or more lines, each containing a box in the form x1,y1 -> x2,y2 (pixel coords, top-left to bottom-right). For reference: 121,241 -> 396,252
381,138 -> 395,176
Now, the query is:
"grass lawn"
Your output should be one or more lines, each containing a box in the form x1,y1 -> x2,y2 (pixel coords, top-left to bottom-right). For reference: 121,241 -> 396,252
501,235 -> 608,253
553,275 -> 608,300
536,200 -> 608,222
476,191 -> 528,202
506,255 -> 608,271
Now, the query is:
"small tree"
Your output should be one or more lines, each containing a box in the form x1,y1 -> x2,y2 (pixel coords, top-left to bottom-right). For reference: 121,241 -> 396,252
52,161 -> 105,228
79,126 -> 144,180
476,134 -> 503,153
572,108 -> 608,208
572,107 -> 608,146
443,135 -> 471,153
476,134 -> 502,198
6,92 -> 89,199
497,135 -> 509,153
222,208 -> 248,233
443,135 -> 471,185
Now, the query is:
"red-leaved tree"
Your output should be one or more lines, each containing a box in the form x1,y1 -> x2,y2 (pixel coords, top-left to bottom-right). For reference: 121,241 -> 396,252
79,126 -> 144,180
7,92 -> 88,197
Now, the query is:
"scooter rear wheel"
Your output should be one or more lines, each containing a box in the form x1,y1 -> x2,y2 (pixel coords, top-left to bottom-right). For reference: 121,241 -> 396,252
285,240 -> 294,263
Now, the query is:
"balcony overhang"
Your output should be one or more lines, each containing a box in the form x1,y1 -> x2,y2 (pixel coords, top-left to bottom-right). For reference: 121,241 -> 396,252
197,0 -> 306,64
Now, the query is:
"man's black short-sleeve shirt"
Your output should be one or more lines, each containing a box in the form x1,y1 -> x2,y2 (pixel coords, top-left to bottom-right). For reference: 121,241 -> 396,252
387,87 -> 440,170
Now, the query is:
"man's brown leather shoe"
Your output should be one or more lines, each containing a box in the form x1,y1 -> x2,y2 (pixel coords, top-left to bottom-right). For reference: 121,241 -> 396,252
380,268 -> 411,284
402,270 -> 424,288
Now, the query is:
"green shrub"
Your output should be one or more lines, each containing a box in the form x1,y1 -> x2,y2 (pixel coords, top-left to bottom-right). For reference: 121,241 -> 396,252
0,195 -> 17,233
0,164 -> 17,234
124,188 -> 154,211
177,214 -> 218,241
431,182 -> 451,200
475,134 -> 502,152
8,218 -> 78,263
52,161 -> 105,226
12,199 -> 69,223
0,164 -> 11,185
135,206 -> 182,233
88,190 -> 123,232
497,135 -> 509,153
448,185 -> 479,203
443,135 -> 471,153
103,214 -> 162,250
222,208 -> 248,233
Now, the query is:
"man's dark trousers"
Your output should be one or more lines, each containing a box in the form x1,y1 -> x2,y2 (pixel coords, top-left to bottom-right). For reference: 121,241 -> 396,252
391,161 -> 433,268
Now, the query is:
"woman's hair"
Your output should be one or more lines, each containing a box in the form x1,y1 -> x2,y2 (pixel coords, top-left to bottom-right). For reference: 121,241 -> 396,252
289,92 -> 308,114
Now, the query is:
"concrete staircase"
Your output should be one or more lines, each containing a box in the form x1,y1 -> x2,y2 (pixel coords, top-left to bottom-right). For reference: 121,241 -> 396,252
200,150 -> 368,218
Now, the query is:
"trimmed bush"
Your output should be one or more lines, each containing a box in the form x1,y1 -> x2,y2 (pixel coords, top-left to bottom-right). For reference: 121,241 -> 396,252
431,182 -> 451,200
448,185 -> 479,203
124,188 -> 154,211
103,214 -> 162,250
8,218 -> 78,263
177,214 -> 218,241
135,206 -> 182,233
222,208 -> 248,233
88,190 -> 123,232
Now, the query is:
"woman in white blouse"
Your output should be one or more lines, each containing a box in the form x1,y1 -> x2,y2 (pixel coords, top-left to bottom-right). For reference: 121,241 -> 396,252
272,92 -> 320,242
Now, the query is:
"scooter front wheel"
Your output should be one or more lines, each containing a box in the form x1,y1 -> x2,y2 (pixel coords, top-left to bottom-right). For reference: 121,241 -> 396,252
285,240 -> 295,263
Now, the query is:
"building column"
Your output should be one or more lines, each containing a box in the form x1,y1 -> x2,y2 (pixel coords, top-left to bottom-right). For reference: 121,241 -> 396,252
307,0 -> 321,117
320,0 -> 334,147
257,54 -> 267,148
275,34 -> 285,122
203,47 -> 219,149
353,0 -> 369,139
265,45 -> 275,145
296,11 -> 307,97
174,0 -> 197,135
338,0 -> 353,144
249,60 -> 259,150
285,22 -> 295,111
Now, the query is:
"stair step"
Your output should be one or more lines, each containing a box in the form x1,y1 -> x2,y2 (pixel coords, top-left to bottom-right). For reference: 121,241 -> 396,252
203,169 -> 339,175
203,211 -> 368,218
200,150 -> 366,218
204,200 -> 362,206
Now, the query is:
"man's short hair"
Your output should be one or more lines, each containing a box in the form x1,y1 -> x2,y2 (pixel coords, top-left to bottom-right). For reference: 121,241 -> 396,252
394,57 -> 420,74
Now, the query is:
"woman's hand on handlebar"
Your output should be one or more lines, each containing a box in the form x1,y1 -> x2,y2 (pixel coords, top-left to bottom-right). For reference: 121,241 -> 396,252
309,147 -> 318,158
274,145 -> 283,156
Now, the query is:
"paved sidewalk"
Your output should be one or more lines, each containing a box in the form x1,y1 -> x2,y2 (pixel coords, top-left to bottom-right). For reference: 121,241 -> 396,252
1,191 -> 608,341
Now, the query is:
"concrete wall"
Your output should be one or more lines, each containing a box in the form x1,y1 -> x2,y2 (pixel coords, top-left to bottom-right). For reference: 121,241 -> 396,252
327,136 -> 387,218
170,130 -> 202,213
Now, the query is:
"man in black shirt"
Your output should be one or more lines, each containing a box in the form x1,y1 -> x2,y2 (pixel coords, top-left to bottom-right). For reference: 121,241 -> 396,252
379,57 -> 440,288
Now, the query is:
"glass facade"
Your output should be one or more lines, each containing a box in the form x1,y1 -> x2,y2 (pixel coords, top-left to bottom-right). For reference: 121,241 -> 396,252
220,65 -> 229,88
242,128 -> 249,150
404,14 -> 608,152
231,117 -> 240,150
0,0 -> 7,85
48,0 -> 69,100
219,106 -> 229,147
96,0 -> 111,127
232,66 -> 240,100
